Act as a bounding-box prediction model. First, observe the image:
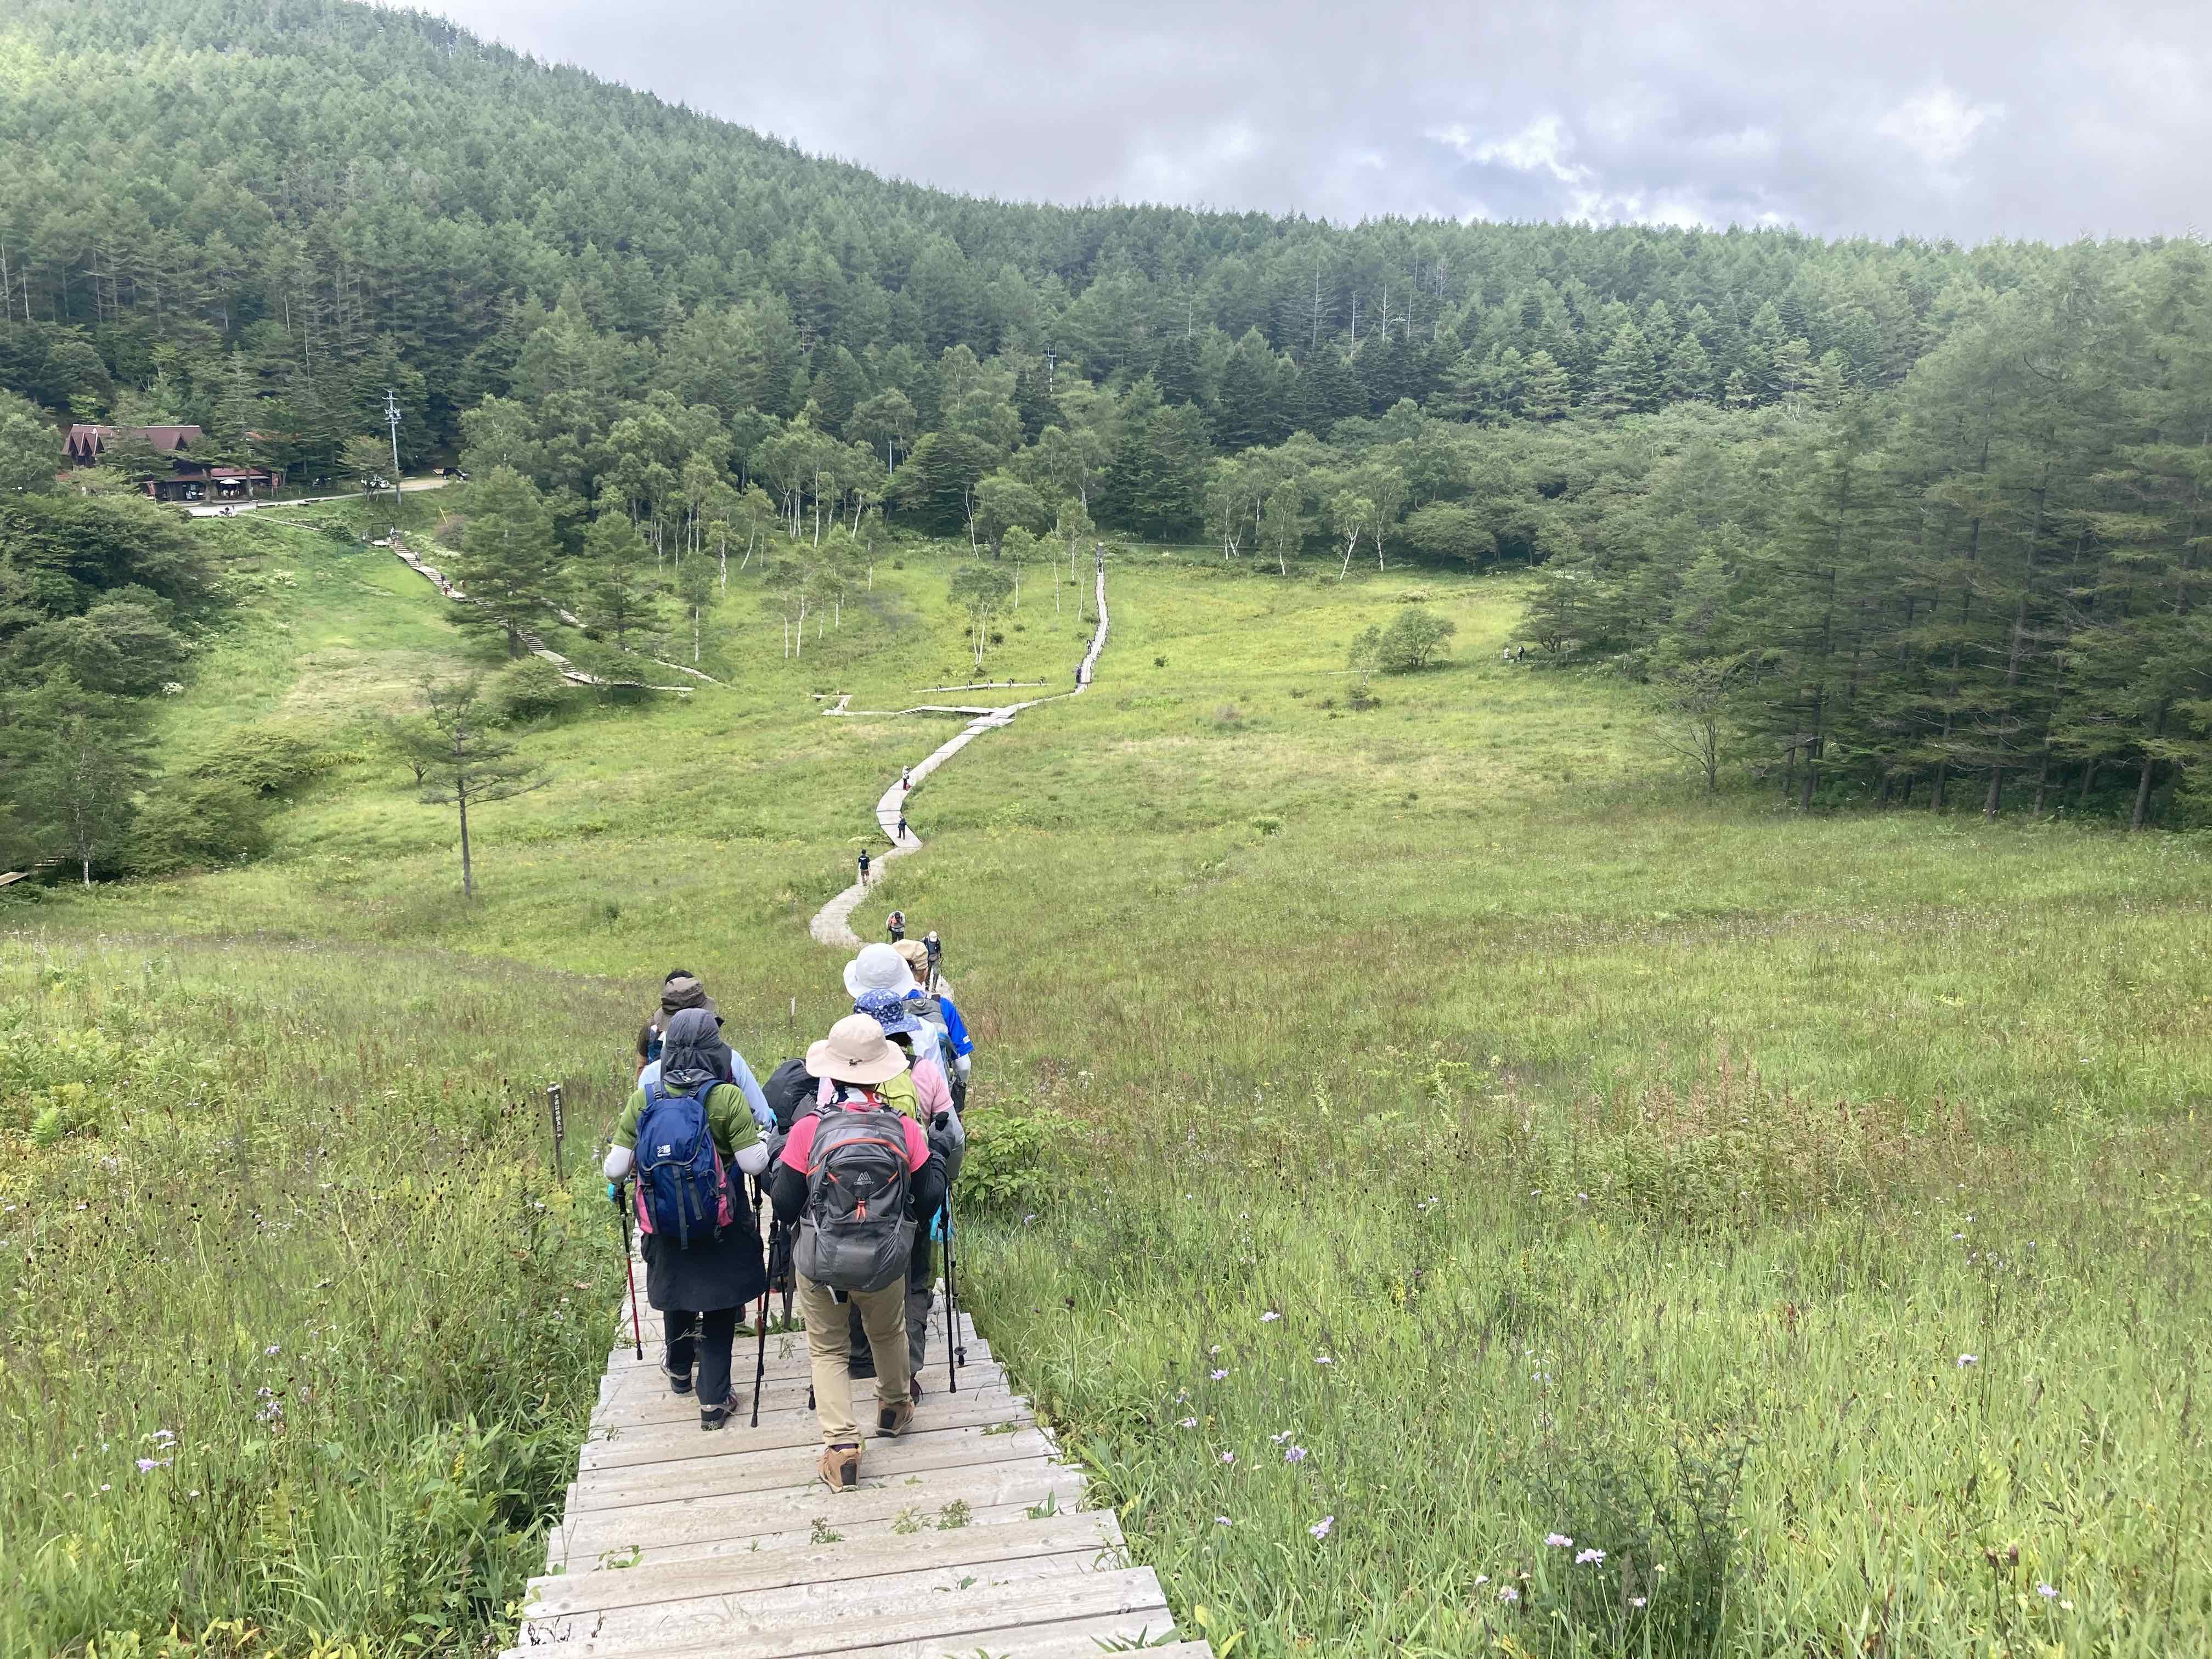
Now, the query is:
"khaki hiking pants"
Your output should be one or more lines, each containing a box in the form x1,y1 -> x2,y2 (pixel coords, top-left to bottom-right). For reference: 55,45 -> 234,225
795,1273 -> 910,1444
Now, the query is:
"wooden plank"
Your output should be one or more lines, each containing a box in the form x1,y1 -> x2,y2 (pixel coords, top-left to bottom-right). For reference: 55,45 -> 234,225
505,1564 -> 1171,1659
528,1511 -> 1120,1616
524,1552 -> 1102,1649
582,1402 -> 1032,1471
509,1613 -> 1202,1659
588,1362 -> 1004,1415
590,1377 -> 1018,1434
567,1426 -> 1054,1514
602,1330 -> 993,1380
554,1488 -> 1093,1575
549,1461 -> 1084,1570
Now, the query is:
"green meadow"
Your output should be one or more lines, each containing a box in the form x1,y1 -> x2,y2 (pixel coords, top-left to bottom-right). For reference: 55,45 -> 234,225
5,512 -> 2208,1656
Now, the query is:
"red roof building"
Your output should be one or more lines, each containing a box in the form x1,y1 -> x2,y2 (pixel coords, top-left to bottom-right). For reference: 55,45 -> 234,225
61,424 -> 279,501
64,423 -> 204,467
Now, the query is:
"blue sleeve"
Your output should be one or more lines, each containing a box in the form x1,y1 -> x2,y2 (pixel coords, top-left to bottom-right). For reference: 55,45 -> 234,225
936,996 -> 973,1056
729,1050 -> 776,1130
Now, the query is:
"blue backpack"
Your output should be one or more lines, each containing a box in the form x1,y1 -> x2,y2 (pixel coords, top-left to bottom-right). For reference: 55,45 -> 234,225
631,1080 -> 736,1246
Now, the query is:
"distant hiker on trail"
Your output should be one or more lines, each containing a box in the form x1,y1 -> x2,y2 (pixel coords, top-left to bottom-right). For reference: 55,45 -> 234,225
634,973 -> 776,1131
771,1014 -> 945,1490
924,930 -> 943,981
886,910 -> 906,943
603,1008 -> 771,1432
902,766 -> 913,792
840,989 -> 965,1392
856,848 -> 871,887
896,814 -> 910,840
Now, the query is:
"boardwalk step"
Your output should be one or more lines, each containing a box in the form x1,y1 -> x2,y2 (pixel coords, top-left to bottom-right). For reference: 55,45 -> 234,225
582,1402 -> 1032,1471
528,1510 -> 1121,1615
505,1564 -> 1175,1658
548,1461 -> 1085,1572
568,1425 -> 1056,1515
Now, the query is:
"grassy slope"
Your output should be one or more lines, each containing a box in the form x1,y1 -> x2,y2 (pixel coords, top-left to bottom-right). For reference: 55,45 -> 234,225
9,524 -> 2211,1655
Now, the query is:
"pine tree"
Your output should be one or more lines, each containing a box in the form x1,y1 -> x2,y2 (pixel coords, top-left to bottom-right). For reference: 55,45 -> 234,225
1590,324 -> 1658,416
454,466 -> 558,659
1661,334 -> 1714,403
1520,352 -> 1572,421
573,511 -> 664,650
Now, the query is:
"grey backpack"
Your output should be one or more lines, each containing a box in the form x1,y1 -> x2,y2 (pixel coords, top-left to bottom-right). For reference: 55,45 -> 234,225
794,1101 -> 916,1293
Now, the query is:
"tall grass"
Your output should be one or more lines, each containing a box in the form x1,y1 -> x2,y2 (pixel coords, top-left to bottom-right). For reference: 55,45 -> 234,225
0,934 -> 635,1657
966,1052 -> 2212,1657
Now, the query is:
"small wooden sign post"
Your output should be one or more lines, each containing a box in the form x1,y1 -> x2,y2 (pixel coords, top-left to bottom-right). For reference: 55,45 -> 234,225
546,1083 -> 566,1179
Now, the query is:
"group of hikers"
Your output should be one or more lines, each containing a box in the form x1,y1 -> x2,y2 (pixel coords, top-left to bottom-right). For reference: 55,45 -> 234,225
602,939 -> 975,1491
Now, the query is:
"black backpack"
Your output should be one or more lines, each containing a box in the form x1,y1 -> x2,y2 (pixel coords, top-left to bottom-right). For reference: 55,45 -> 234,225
761,1057 -> 817,1133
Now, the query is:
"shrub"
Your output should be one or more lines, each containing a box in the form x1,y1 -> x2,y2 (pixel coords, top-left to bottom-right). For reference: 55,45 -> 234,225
960,1105 -> 1068,1215
493,657 -> 574,722
191,722 -> 338,798
124,778 -> 275,875
1378,605 -> 1456,672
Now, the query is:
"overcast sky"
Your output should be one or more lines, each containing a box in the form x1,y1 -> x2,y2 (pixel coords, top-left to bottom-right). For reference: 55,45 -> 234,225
416,0 -> 2211,244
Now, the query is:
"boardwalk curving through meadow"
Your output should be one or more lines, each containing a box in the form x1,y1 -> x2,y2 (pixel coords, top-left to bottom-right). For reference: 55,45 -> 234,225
515,551 -> 1214,1658
809,554 -> 1110,949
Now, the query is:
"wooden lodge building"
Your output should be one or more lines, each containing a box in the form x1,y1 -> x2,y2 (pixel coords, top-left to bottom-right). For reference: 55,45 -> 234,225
63,424 -> 280,502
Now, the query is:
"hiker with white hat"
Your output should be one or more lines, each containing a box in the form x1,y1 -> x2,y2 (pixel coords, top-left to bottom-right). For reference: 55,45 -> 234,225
769,1013 -> 946,1491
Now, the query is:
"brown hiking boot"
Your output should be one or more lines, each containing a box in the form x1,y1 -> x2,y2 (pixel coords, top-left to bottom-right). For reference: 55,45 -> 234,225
876,1398 -> 916,1438
819,1442 -> 861,1491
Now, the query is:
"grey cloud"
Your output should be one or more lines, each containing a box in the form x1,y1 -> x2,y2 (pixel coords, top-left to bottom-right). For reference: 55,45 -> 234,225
418,0 -> 2212,241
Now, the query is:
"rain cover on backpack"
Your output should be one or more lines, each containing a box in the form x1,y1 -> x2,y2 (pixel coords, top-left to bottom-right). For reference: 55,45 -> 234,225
632,1080 -> 737,1246
793,1098 -> 915,1293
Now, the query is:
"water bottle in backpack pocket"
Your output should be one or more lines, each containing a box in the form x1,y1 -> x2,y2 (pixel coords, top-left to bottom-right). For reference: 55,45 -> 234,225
794,1103 -> 916,1293
633,1081 -> 737,1246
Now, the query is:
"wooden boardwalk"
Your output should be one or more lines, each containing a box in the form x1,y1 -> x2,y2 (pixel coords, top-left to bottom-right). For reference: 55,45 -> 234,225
509,1291 -> 1209,1659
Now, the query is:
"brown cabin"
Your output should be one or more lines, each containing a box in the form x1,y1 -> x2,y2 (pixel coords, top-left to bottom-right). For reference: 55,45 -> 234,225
63,424 -> 278,501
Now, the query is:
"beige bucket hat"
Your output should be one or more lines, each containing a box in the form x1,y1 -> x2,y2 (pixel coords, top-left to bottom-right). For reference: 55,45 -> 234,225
805,1012 -> 910,1085
892,939 -> 932,979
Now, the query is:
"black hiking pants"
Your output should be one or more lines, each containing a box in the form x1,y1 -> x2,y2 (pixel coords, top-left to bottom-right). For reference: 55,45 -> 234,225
665,1307 -> 739,1408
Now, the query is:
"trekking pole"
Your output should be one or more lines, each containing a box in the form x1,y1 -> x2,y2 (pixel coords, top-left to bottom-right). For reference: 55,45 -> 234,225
942,1200 -> 961,1395
749,1277 -> 771,1429
616,1181 -> 644,1360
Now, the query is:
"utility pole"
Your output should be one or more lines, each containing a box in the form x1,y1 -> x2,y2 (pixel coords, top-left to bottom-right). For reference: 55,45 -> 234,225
383,387 -> 404,510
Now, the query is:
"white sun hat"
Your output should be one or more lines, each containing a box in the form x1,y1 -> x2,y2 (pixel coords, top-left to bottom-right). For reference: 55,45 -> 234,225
843,940 -> 919,999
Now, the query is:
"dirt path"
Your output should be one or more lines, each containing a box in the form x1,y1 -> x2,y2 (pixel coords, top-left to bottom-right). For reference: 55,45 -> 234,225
809,555 -> 1109,949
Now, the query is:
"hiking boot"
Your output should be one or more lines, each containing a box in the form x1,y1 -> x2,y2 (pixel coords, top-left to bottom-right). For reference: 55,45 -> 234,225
848,1358 -> 877,1381
876,1398 -> 916,1438
699,1399 -> 730,1431
819,1442 -> 861,1491
910,1378 -> 924,1405
661,1357 -> 694,1397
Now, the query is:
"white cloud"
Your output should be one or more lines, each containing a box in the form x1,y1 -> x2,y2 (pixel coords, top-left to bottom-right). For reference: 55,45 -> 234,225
1875,86 -> 2001,168
1465,115 -> 1595,185
420,0 -> 2212,242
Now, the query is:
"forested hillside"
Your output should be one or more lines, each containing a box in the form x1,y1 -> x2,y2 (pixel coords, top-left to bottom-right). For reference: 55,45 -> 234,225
1,0 -> 2050,465
1,0 -> 2207,832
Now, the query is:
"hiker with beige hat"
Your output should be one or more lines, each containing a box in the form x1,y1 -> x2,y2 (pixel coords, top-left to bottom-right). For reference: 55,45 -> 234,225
769,1013 -> 947,1490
